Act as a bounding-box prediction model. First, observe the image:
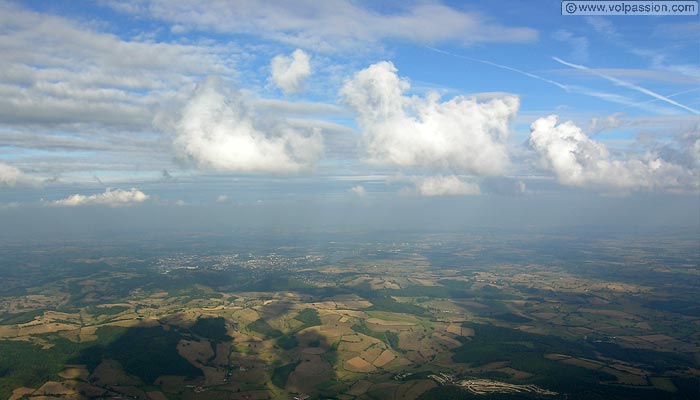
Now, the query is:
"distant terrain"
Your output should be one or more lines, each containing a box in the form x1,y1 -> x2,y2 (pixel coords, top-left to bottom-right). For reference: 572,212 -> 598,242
0,229 -> 698,400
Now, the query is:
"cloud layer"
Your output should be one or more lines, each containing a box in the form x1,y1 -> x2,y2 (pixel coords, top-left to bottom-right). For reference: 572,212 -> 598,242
341,61 -> 519,176
0,2 -> 234,130
52,188 -> 150,207
1,2 -> 697,206
105,1 -> 537,51
529,115 -> 698,192
270,49 -> 311,94
0,162 -> 29,187
0,2 -> 237,182
172,77 -> 323,173
411,175 -> 481,196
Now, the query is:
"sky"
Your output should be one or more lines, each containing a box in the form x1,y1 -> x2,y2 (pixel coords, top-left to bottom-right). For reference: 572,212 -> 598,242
0,0 -> 698,236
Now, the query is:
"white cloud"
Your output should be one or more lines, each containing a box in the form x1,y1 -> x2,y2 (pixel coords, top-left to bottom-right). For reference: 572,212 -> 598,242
171,76 -> 323,173
105,1 -> 537,51
270,49 -> 311,94
0,2 -> 239,182
0,2 -> 235,129
0,162 -> 30,187
529,115 -> 698,192
685,128 -> 700,168
425,47 -> 675,115
350,185 -> 366,196
52,188 -> 150,207
647,124 -> 700,170
215,194 -> 230,203
410,175 -> 481,196
341,61 -> 519,176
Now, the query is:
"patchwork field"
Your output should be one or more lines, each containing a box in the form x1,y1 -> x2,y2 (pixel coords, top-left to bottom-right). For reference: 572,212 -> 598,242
1,232 -> 698,400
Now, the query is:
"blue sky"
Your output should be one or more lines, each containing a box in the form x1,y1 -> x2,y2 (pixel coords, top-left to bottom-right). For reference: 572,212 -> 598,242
0,0 -> 698,231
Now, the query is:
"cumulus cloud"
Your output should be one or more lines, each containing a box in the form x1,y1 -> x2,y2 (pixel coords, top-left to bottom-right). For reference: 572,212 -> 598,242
341,61 -> 519,176
529,115 -> 698,192
350,185 -> 366,196
171,76 -> 323,173
648,124 -> 700,170
683,127 -> 700,168
270,49 -> 311,94
215,194 -> 230,203
0,162 -> 30,187
52,188 -> 150,207
409,175 -> 481,196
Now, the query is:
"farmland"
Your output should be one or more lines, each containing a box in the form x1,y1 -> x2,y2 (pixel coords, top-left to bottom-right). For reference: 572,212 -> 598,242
0,229 -> 698,399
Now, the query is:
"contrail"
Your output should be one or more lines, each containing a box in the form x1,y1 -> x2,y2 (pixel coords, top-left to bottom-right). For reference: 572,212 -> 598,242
425,46 -> 570,91
617,87 -> 700,111
553,57 -> 700,115
424,46 -> 675,114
